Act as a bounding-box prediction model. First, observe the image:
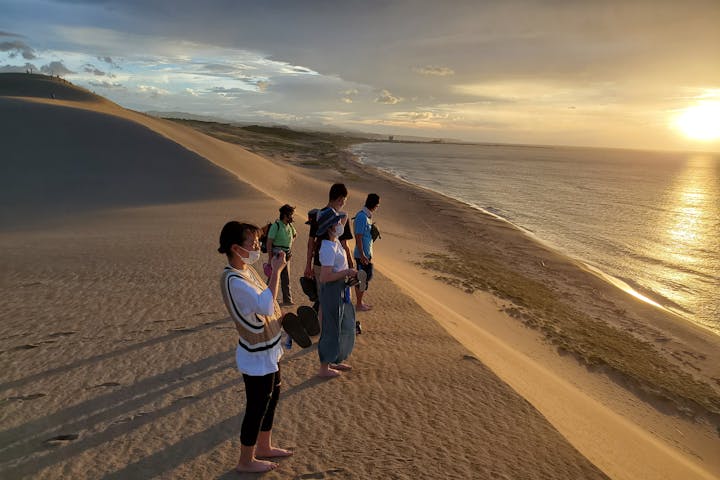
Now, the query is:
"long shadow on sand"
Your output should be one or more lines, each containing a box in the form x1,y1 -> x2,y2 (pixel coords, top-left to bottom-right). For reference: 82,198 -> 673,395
0,318 -> 230,394
97,376 -> 325,480
0,97 -> 242,231
0,347 -> 324,479
0,347 -> 237,478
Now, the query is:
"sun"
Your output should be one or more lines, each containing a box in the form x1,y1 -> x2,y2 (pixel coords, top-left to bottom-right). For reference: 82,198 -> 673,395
673,101 -> 720,141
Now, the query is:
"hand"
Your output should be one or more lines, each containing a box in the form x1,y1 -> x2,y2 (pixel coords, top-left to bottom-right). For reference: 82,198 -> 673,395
345,268 -> 358,278
360,255 -> 369,266
270,251 -> 287,272
304,265 -> 315,278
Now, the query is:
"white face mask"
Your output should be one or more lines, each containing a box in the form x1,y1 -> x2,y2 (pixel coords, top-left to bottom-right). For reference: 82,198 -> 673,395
240,246 -> 261,264
332,223 -> 344,238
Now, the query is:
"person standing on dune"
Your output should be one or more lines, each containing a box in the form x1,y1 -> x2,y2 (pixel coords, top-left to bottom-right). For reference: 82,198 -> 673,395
218,221 -> 293,473
353,193 -> 381,329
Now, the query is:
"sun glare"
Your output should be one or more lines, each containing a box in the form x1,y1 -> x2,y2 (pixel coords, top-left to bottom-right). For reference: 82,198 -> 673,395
674,101 -> 720,141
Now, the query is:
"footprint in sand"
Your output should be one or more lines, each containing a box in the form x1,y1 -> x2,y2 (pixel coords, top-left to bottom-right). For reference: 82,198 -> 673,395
172,395 -> 197,405
43,433 -> 79,446
48,331 -> 77,338
89,382 -> 122,389
170,326 -> 198,333
14,344 -> 40,350
4,393 -> 47,402
462,354 -> 480,363
297,468 -> 348,479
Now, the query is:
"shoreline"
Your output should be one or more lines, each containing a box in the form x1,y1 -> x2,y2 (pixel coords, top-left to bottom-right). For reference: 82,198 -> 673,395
348,142 -> 719,337
2,85 -> 719,479
350,146 -> 701,328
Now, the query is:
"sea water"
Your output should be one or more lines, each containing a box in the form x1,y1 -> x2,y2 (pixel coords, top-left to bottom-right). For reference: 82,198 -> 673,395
350,142 -> 720,334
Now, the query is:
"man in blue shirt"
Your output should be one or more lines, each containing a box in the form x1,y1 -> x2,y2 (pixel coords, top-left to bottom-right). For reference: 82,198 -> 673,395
353,193 -> 380,320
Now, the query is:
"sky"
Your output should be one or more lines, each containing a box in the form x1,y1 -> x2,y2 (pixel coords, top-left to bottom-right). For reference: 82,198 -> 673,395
2,0 -> 719,151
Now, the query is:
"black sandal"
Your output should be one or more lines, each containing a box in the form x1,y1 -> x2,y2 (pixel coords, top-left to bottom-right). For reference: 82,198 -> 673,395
297,305 -> 320,336
281,313 -> 312,348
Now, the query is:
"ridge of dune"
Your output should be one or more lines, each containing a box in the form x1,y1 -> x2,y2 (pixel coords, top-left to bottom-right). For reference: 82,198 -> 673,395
0,73 -> 111,104
3,80 -> 718,479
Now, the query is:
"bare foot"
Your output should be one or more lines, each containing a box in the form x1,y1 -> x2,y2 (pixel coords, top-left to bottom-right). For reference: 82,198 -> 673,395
318,366 -> 341,378
255,447 -> 293,458
357,304 -> 372,311
235,459 -> 278,473
330,363 -> 352,371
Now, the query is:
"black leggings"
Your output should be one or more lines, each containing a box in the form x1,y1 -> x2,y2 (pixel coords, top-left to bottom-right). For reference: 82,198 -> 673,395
240,367 -> 281,446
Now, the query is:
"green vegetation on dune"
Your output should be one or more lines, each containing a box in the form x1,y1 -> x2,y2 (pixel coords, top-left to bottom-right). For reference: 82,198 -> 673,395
168,118 -> 370,170
420,250 -> 720,425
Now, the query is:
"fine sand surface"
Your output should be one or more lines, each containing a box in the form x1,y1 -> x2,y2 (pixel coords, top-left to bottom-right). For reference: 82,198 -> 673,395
1,75 -> 719,479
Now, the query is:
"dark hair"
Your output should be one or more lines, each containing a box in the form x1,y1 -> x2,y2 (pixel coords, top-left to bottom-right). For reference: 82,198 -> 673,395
328,183 -> 348,202
279,204 -> 295,218
218,221 -> 259,256
365,193 -> 380,209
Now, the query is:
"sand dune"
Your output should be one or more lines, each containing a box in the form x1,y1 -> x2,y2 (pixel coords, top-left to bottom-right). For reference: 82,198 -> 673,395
1,75 -> 718,479
0,97 -> 240,231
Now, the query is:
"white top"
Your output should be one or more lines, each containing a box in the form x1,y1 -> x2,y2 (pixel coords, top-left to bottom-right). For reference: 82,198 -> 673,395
225,266 -> 283,376
319,239 -> 348,273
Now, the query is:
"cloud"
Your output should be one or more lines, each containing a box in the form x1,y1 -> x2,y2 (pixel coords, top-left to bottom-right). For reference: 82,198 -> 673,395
375,89 -> 401,104
138,85 -> 169,97
391,111 -> 450,122
0,62 -> 38,73
202,63 -> 239,73
256,80 -> 269,92
0,31 -> 24,38
97,56 -> 120,68
413,65 -> 455,76
40,61 -> 75,75
0,40 -> 37,60
341,97 -> 353,104
83,64 -> 107,76
89,80 -> 124,89
208,86 -> 249,97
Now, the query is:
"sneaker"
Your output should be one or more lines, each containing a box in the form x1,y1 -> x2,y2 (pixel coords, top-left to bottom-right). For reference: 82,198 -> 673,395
355,321 -> 362,335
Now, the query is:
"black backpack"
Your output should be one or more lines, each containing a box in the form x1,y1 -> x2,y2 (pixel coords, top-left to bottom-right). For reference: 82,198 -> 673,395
259,221 -> 277,253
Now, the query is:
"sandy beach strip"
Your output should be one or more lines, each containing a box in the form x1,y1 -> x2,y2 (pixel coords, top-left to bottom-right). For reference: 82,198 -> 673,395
1,75 -> 719,479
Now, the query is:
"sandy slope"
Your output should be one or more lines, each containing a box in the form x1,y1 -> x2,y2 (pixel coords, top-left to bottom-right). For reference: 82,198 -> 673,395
1,78 -> 718,479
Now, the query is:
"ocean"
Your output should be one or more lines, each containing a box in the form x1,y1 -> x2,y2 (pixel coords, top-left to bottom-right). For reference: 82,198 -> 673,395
350,142 -> 720,335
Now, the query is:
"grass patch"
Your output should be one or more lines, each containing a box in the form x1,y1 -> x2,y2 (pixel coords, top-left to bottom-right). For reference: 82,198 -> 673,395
419,250 -> 720,422
167,119 -> 371,172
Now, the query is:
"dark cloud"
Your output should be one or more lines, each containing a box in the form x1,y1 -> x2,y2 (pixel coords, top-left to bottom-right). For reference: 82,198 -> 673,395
83,63 -> 107,75
0,31 -> 24,38
40,61 -> 75,75
0,40 -> 37,60
47,0 -> 719,90
97,56 -> 120,68
202,63 -> 238,73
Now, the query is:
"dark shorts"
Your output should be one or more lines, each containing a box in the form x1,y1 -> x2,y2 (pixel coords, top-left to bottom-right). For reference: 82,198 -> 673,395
355,258 -> 373,286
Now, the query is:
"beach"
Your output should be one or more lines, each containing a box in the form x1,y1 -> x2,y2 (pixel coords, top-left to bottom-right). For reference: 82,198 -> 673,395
1,74 -> 719,479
